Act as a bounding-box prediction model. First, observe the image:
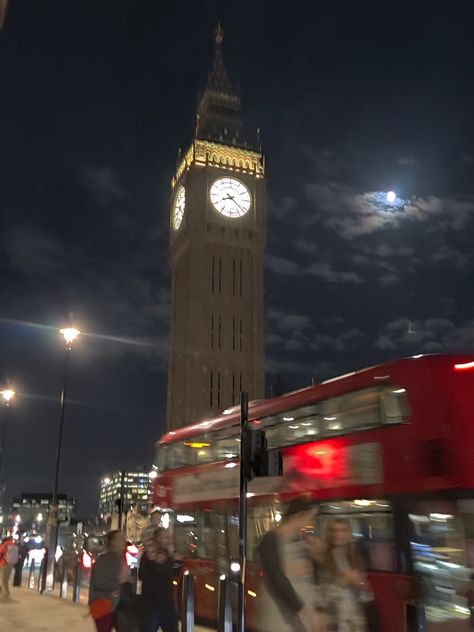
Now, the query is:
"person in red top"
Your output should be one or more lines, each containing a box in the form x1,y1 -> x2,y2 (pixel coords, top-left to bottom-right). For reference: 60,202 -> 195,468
0,536 -> 19,599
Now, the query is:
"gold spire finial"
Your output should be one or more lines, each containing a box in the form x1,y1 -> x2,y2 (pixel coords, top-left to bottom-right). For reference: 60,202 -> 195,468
215,23 -> 224,46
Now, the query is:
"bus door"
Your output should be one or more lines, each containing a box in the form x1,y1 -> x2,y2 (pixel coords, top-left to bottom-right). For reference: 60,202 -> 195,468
407,499 -> 473,631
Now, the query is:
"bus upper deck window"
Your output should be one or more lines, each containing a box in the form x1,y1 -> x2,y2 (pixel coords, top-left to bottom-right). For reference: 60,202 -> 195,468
381,387 -> 410,424
156,445 -> 169,471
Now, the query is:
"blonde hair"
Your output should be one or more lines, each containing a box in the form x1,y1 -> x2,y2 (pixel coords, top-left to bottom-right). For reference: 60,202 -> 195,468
323,518 -> 365,577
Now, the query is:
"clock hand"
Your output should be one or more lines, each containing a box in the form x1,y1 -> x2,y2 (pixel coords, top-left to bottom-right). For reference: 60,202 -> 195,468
232,198 -> 245,212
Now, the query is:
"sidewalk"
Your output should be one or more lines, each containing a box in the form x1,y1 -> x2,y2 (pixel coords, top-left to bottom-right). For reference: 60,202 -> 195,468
0,586 -> 94,631
0,586 -> 215,631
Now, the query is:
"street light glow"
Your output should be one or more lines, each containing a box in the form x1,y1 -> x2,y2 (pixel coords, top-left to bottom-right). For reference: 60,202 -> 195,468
60,327 -> 80,345
0,389 -> 15,403
149,470 -> 158,480
37,513 -> 43,522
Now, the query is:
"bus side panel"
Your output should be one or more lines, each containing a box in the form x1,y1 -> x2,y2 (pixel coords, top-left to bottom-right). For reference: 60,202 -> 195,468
369,573 -> 415,632
182,559 -> 218,622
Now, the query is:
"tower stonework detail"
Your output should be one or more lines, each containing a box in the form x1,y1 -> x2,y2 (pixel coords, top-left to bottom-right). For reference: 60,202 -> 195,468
166,29 -> 265,430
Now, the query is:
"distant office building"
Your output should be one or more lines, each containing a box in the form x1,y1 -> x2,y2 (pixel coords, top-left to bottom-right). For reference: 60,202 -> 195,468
99,467 -> 151,519
11,493 -> 76,529
0,0 -> 8,29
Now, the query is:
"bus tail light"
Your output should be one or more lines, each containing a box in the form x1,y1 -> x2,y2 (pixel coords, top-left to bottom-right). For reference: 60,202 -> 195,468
454,361 -> 474,371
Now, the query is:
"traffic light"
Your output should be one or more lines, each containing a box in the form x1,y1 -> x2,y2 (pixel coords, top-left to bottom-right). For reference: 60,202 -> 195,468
243,427 -> 282,481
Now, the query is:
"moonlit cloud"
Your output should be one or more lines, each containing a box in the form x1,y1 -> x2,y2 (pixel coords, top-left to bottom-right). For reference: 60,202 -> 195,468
304,181 -> 474,239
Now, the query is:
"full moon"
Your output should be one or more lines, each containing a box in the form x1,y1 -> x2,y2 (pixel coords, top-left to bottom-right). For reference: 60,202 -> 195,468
386,191 -> 396,203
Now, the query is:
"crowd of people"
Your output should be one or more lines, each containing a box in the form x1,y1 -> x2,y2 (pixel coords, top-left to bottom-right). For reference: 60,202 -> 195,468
89,526 -> 181,632
88,498 -> 376,632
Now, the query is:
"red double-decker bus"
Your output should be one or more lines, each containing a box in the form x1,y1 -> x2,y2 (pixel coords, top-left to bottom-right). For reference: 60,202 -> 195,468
152,355 -> 474,631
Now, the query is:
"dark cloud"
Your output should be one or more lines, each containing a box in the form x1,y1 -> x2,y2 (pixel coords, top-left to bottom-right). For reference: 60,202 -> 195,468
81,165 -> 127,207
397,155 -> 419,167
2,225 -> 65,276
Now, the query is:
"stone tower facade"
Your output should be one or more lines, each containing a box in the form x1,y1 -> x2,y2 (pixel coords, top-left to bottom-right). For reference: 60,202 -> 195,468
166,27 -> 265,430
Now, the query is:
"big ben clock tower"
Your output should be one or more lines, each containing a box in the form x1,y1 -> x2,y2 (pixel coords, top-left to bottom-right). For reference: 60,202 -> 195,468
166,26 -> 265,430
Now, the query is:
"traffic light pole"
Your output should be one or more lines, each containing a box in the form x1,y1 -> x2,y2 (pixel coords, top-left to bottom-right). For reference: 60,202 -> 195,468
238,392 -> 249,632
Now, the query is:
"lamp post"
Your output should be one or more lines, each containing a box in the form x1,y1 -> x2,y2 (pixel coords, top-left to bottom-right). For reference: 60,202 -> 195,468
0,387 -> 15,528
44,327 -> 80,593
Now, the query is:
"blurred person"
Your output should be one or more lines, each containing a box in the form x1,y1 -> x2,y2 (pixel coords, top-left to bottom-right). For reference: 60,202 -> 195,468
142,510 -> 162,548
139,527 -> 182,632
13,531 -> 28,586
257,497 -> 328,632
89,530 -> 129,632
320,518 -> 373,632
0,535 -> 19,599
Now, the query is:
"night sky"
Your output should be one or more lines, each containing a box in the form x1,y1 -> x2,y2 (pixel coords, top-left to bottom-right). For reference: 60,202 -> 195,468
1,1 -> 474,515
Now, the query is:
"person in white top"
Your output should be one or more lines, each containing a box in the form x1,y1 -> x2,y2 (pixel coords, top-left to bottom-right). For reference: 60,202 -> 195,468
0,536 -> 19,599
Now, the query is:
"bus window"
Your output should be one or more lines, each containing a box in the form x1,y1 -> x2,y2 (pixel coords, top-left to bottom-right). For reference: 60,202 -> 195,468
173,511 -> 215,560
215,436 -> 240,461
262,386 -> 408,449
319,500 -> 397,572
155,444 -> 168,471
381,386 -> 410,424
321,388 -> 381,435
166,436 -> 214,469
264,406 -> 320,449
248,503 -> 282,561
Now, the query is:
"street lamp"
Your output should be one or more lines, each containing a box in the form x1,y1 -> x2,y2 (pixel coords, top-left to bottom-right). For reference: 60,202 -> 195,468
44,326 -> 80,593
0,387 -> 15,525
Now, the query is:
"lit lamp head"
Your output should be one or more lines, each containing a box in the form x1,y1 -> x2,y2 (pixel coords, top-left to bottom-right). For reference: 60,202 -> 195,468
1,388 -> 15,404
149,470 -> 158,480
60,327 -> 80,348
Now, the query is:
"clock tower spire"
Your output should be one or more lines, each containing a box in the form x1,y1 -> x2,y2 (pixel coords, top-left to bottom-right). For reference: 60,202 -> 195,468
166,28 -> 265,430
195,24 -> 255,150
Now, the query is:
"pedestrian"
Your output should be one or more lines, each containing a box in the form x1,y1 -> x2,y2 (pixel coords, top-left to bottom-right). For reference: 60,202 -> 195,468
13,531 -> 28,586
257,497 -> 328,632
89,530 -> 130,632
141,510 -> 162,548
139,527 -> 182,632
0,535 -> 19,599
320,518 -> 372,632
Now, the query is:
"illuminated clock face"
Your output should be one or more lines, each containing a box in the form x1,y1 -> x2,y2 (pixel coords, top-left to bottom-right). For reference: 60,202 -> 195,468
210,178 -> 251,218
172,186 -> 185,230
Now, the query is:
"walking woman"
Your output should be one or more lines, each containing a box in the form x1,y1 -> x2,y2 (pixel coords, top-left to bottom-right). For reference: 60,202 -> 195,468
89,530 -> 129,632
321,518 -> 371,632
139,528 -> 182,632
